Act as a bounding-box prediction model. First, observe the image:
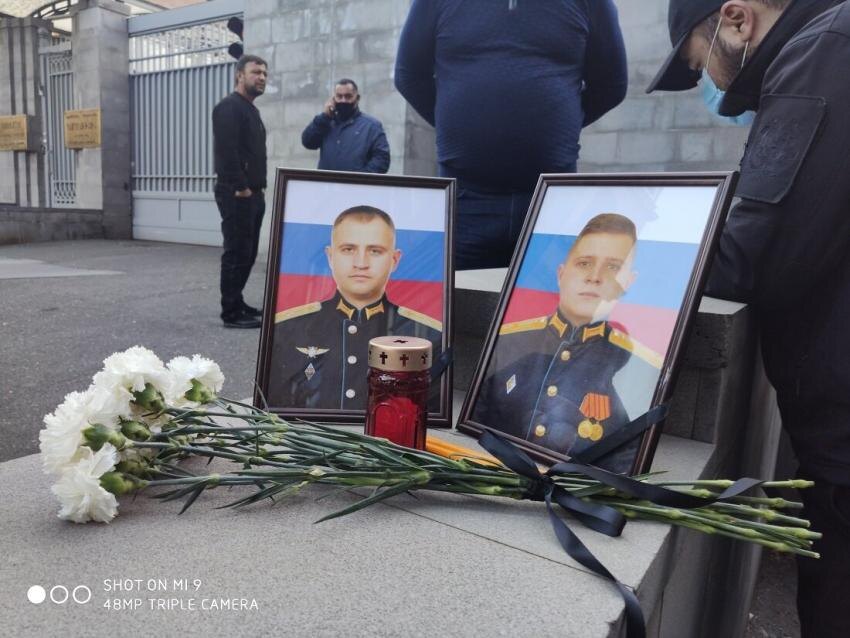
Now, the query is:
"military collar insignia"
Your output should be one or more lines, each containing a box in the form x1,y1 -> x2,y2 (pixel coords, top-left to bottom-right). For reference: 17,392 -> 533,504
582,322 -> 607,343
548,313 -> 569,338
335,296 -> 385,321
336,298 -> 355,320
297,346 -> 330,359
365,300 -> 385,320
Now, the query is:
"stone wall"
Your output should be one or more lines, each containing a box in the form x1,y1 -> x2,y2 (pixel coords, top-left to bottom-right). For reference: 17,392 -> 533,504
247,0 -> 750,184
0,205 -> 103,245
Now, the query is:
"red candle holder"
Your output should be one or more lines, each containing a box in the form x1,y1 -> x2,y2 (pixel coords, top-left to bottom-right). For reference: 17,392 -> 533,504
365,336 -> 432,450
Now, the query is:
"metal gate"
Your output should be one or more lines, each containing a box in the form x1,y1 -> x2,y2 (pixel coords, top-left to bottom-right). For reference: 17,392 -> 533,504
129,1 -> 242,245
39,43 -> 76,207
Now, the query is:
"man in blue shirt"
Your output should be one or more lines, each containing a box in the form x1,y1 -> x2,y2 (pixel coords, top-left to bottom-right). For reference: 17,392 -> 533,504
395,0 -> 628,270
301,79 -> 390,174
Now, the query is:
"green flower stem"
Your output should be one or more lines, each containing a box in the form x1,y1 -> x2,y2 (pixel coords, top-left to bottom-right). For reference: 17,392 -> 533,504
681,509 -> 817,547
726,495 -> 804,509
136,442 -> 291,468
614,506 -> 819,558
706,502 -> 811,528
606,501 -> 810,549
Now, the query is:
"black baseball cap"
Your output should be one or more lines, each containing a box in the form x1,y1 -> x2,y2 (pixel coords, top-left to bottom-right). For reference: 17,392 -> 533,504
646,0 -> 726,93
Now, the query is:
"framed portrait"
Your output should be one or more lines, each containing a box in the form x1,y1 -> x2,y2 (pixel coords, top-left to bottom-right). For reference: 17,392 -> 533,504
256,169 -> 454,426
458,173 -> 738,474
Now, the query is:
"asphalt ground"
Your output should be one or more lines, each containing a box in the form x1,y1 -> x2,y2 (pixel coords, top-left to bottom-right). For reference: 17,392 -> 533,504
0,239 -> 265,463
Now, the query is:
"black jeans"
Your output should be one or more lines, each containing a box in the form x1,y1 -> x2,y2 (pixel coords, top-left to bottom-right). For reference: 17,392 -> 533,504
454,187 -> 534,270
797,480 -> 850,637
215,185 -> 265,320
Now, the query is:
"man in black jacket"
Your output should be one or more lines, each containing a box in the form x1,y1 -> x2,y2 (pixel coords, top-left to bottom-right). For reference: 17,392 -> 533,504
212,54 -> 268,328
648,1 -> 850,635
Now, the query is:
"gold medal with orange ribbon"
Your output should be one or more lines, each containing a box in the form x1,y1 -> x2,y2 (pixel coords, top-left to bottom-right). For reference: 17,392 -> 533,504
577,393 -> 610,441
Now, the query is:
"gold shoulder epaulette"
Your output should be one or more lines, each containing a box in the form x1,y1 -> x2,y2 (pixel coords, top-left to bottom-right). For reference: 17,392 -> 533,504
275,301 -> 321,324
608,329 -> 664,369
398,306 -> 442,332
499,315 -> 549,336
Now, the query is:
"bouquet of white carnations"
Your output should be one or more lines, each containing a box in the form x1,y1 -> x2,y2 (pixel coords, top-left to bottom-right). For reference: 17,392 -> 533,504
38,347 -> 819,561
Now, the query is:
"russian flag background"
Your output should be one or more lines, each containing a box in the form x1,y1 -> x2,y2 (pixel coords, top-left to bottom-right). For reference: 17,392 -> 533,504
275,180 -> 448,322
502,185 -> 719,356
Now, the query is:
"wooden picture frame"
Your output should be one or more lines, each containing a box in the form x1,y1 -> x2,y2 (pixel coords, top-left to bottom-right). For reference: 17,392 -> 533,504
255,168 -> 455,427
457,172 -> 738,474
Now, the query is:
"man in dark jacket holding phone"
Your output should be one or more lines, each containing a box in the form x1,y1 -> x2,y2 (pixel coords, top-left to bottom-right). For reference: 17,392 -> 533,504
301,78 -> 390,174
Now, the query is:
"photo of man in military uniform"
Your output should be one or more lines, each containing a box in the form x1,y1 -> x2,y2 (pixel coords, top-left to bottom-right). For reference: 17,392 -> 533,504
472,213 -> 662,473
267,205 -> 442,411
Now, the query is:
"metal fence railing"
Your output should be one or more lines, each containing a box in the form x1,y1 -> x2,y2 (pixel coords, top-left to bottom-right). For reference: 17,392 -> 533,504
40,45 -> 76,207
130,20 -> 237,193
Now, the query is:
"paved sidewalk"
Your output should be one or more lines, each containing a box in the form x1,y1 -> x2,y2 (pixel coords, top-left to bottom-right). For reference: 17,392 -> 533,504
0,238 -> 800,637
0,240 -> 266,463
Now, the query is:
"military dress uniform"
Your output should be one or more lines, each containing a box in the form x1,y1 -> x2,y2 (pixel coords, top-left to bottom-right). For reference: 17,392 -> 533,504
473,311 -> 662,473
268,292 -> 442,411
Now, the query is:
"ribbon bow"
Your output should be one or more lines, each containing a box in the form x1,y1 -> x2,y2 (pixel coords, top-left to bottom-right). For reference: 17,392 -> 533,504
478,406 -> 764,638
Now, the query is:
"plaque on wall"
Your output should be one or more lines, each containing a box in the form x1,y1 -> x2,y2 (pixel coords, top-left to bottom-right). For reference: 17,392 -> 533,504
64,109 -> 101,149
0,115 -> 31,151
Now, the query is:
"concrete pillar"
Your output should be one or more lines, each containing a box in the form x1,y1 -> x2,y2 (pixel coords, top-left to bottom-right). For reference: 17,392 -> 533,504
70,0 -> 131,238
0,17 -> 48,207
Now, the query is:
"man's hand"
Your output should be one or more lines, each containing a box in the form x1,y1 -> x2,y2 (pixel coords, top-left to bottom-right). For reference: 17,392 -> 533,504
234,187 -> 253,198
323,97 -> 336,118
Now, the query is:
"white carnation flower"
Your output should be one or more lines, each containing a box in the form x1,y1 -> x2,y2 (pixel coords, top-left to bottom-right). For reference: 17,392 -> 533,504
51,444 -> 120,524
166,355 -> 224,406
93,346 -> 169,395
40,390 -> 92,474
40,387 -> 125,475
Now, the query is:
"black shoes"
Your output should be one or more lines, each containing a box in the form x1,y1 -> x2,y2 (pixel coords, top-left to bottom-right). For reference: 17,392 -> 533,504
241,304 -> 263,317
222,312 -> 262,329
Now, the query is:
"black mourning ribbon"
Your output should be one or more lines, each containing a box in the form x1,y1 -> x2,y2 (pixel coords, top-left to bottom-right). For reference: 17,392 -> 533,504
477,409 -> 764,638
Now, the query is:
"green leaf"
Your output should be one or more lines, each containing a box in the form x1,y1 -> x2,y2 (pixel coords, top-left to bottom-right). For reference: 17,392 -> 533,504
314,480 -> 417,524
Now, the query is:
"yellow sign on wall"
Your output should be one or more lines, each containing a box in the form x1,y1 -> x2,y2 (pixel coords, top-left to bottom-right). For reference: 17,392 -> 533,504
0,115 -> 28,151
64,109 -> 102,148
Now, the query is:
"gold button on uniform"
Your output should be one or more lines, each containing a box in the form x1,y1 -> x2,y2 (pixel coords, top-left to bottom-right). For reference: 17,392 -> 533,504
547,385 -> 558,397
560,350 -> 571,362
534,424 -> 546,437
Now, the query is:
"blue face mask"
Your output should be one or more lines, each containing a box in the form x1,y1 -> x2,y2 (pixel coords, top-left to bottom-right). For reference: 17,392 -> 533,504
700,70 -> 755,127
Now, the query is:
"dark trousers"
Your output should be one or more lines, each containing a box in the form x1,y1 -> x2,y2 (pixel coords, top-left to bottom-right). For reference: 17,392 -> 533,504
215,185 -> 265,320
797,480 -> 850,637
454,187 -> 534,270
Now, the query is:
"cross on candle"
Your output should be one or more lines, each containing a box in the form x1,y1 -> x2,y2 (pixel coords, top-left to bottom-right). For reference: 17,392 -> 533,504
400,354 -> 409,367
379,351 -> 388,364
420,353 -> 429,364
